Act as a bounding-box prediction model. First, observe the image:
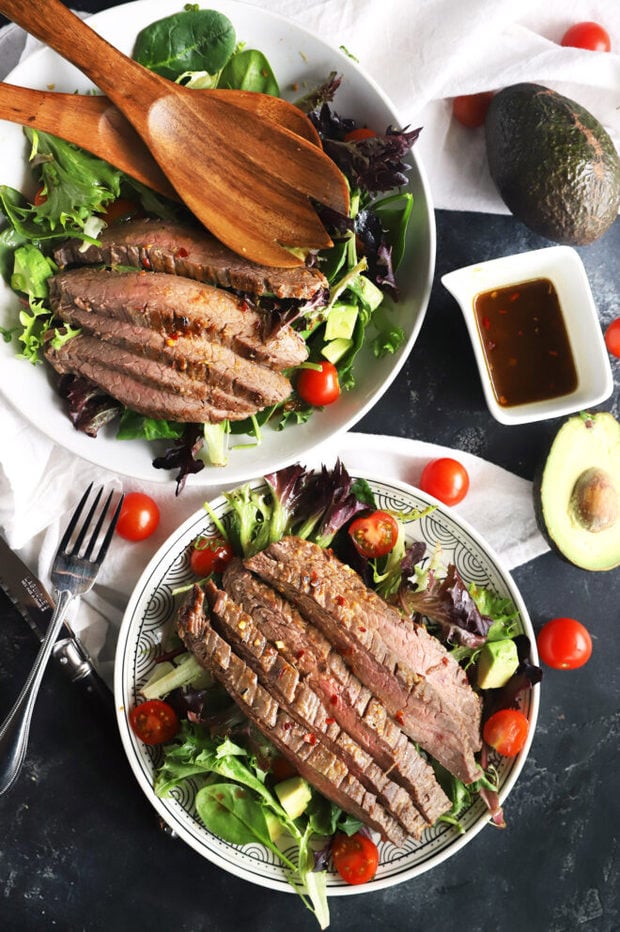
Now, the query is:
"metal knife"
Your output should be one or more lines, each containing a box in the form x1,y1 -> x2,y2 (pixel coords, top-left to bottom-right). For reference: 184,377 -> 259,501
0,534 -> 116,723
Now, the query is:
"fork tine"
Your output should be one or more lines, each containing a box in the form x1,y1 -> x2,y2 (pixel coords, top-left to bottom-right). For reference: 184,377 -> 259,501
93,493 -> 125,564
57,482 -> 93,555
74,486 -> 104,557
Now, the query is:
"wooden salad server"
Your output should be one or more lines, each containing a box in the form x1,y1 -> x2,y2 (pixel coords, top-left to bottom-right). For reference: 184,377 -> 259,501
0,0 -> 350,267
0,83 -> 322,202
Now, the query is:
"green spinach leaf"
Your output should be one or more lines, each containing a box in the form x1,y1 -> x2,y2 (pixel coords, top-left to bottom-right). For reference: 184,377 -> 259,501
218,48 -> 279,95
133,9 -> 236,80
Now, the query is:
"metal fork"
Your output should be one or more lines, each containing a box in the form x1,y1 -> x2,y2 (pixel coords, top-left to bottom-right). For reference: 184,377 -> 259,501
0,484 -> 124,796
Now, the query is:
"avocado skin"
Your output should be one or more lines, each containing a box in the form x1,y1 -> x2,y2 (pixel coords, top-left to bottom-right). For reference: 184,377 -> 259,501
533,412 -> 620,572
485,83 -> 620,245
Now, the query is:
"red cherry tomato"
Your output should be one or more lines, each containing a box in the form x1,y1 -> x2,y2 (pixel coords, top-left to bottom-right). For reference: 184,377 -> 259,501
482,708 -> 529,757
116,492 -> 160,542
452,92 -> 494,128
129,699 -> 179,745
99,196 -> 142,224
348,510 -> 399,559
604,318 -> 620,358
297,361 -> 341,406
561,22 -> 611,52
419,457 -> 470,506
344,127 -> 378,142
33,184 -> 47,206
190,536 -> 234,577
332,832 -> 379,885
537,617 -> 592,670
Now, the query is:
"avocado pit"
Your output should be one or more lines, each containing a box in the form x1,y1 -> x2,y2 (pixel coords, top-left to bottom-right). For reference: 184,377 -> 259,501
569,467 -> 619,534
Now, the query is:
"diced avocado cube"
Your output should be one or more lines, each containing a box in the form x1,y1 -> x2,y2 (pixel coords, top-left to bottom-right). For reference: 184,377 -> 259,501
264,810 -> 284,842
322,337 -> 353,364
477,638 -> 519,689
349,274 -> 384,311
274,775 -> 312,820
324,303 -> 358,341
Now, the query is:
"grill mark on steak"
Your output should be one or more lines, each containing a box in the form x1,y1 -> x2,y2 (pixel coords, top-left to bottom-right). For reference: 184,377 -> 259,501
49,268 -> 308,370
223,560 -> 450,825
52,218 -> 329,301
53,304 -> 292,410
204,580 -> 429,839
45,334 -> 257,423
177,585 -> 408,846
245,538 -> 482,784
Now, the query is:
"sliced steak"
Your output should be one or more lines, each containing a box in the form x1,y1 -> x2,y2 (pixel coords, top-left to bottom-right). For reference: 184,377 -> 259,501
257,536 -> 482,750
49,268 -> 308,370
52,304 -> 292,410
245,538 -> 482,784
45,334 -> 258,423
223,560 -> 450,825
204,580 -> 428,839
52,218 -> 329,301
178,585 -> 408,846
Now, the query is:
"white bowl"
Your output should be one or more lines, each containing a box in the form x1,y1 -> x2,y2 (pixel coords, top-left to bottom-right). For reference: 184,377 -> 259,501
0,0 -> 435,487
442,246 -> 612,426
115,466 -> 539,897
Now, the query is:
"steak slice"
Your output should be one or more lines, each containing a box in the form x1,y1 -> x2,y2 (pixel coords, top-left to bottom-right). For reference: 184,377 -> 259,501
52,218 -> 329,301
178,585 -> 408,846
223,560 -> 450,825
45,334 -> 258,423
259,537 -> 482,751
49,268 -> 308,370
52,304 -> 293,410
204,580 -> 429,839
245,538 -> 482,784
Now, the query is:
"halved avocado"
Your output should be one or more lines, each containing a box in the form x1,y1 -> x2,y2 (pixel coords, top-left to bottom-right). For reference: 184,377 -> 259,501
534,412 -> 620,571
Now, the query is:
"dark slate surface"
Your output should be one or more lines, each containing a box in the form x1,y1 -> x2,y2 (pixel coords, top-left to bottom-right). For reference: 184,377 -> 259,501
1,3 -> 619,928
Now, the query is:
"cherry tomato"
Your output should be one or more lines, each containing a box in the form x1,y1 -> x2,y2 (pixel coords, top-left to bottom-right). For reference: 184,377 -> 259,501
332,832 -> 379,885
348,510 -> 399,559
561,22 -> 611,52
537,617 -> 592,670
115,492 -> 160,542
452,92 -> 494,128
482,708 -> 529,757
419,457 -> 470,506
129,699 -> 179,745
190,536 -> 234,577
604,318 -> 620,358
297,361 -> 341,406
99,196 -> 142,224
33,184 -> 47,206
344,127 -> 377,142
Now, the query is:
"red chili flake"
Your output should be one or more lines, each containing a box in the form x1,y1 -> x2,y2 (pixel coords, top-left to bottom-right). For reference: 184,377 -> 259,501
394,710 -> 405,725
548,349 -> 559,357
325,717 -> 336,725
283,721 -> 292,731
303,732 -> 317,745
295,650 -> 305,660
358,626 -> 367,633
498,307 -> 508,315
310,570 -> 319,584
141,254 -> 152,270
176,246 -> 189,258
509,291 -> 520,302
336,595 -> 346,607
329,694 -> 339,706
482,316 -> 491,330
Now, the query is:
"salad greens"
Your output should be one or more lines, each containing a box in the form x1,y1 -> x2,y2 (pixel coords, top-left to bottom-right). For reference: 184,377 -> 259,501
0,7 -> 419,491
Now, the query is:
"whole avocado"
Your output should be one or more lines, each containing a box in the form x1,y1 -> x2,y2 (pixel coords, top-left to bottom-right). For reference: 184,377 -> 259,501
485,83 -> 620,245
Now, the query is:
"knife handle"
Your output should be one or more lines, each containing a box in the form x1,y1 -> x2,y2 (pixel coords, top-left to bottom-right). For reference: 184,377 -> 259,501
52,638 -> 117,723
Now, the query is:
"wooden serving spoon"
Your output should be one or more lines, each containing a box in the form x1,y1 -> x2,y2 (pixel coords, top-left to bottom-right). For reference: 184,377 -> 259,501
0,0 -> 350,267
0,83 -> 322,202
